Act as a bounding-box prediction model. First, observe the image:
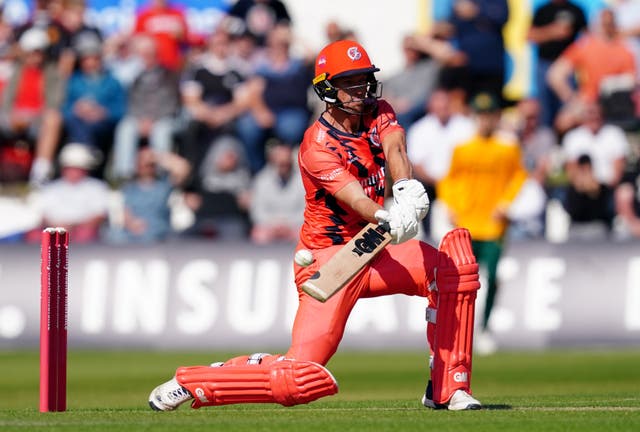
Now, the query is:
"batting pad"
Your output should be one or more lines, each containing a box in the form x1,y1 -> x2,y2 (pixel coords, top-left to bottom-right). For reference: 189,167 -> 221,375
430,228 -> 480,404
176,358 -> 338,408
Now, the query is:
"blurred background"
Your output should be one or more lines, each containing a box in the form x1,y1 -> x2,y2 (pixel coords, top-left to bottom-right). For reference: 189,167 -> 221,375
0,0 -> 638,355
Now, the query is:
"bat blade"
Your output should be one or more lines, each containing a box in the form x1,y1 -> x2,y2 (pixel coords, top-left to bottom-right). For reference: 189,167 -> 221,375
300,223 -> 392,302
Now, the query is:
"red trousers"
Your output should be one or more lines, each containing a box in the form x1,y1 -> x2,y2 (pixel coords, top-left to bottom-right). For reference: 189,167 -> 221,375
287,239 -> 438,365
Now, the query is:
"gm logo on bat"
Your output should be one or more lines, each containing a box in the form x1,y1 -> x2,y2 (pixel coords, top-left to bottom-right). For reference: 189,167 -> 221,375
351,225 -> 388,257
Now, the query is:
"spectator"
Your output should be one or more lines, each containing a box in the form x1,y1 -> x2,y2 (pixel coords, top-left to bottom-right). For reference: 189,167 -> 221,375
614,157 -> 640,238
103,34 -> 145,89
14,0 -> 71,67
561,101 -> 630,230
548,8 -> 636,133
514,98 -> 557,185
324,19 -> 356,44
527,0 -> 588,127
235,24 -> 313,173
228,30 -> 262,78
177,28 -> 244,186
383,34 -> 442,129
183,136 -> 251,240
433,0 -> 510,106
325,20 -> 345,44
405,33 -> 469,114
133,0 -> 189,72
249,140 -> 304,244
62,33 -> 126,177
59,0 -> 104,77
27,143 -> 109,243
107,146 -> 190,244
110,35 -> 181,182
0,27 -> 64,186
508,98 -> 557,239
222,0 -> 291,47
0,4 -> 14,94
437,92 -> 527,354
613,0 -> 640,80
406,88 -> 475,237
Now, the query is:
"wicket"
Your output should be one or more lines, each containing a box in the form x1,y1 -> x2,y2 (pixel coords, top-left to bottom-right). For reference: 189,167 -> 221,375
40,227 -> 68,412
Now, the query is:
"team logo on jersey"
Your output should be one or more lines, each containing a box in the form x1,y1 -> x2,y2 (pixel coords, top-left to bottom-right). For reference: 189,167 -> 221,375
347,46 -> 362,61
369,126 -> 382,147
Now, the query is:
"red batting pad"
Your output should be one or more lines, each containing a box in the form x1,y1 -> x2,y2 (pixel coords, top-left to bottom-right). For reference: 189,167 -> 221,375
176,358 -> 338,408
430,228 -> 480,404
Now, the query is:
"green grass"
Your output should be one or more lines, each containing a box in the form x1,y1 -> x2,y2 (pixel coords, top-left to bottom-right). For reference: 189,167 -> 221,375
1,349 -> 640,431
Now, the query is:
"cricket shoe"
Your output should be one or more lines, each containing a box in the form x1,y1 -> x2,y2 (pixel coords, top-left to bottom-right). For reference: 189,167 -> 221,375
421,380 -> 481,411
149,377 -> 193,411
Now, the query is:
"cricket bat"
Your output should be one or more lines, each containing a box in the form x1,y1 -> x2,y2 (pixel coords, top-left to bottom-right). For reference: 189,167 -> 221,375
300,223 -> 392,302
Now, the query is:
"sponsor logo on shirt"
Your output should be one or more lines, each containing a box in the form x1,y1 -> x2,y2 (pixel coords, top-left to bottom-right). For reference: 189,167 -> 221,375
319,167 -> 344,181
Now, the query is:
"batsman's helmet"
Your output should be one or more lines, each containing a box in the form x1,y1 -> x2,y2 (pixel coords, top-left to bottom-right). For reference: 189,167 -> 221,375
312,40 -> 381,104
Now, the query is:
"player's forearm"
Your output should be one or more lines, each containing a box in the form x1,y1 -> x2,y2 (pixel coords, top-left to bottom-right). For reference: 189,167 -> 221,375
382,130 -> 412,183
334,181 -> 384,223
351,197 -> 384,223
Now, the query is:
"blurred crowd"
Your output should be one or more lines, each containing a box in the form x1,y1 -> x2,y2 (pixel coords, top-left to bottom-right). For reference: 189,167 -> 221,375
0,0 -> 640,245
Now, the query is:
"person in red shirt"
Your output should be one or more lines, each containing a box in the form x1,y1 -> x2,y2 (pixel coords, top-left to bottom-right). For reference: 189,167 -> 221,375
148,40 -> 482,412
133,0 -> 189,71
0,27 -> 64,185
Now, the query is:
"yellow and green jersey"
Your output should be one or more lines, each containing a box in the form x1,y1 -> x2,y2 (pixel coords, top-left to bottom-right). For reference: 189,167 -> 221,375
437,134 -> 528,240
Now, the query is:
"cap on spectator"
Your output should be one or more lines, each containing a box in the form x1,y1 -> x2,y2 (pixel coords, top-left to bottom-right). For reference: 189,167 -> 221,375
74,32 -> 102,57
470,92 -> 500,113
19,27 -> 49,52
59,143 -> 98,170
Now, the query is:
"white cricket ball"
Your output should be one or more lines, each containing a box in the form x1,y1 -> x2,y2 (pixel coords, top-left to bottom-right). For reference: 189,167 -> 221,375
294,249 -> 314,267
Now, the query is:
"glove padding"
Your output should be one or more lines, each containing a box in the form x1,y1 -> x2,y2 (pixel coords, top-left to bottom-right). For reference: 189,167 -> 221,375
392,179 -> 430,221
374,203 -> 419,244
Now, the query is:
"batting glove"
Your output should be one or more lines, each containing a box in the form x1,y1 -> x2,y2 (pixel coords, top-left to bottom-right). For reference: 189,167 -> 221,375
374,204 -> 419,244
392,179 -> 430,221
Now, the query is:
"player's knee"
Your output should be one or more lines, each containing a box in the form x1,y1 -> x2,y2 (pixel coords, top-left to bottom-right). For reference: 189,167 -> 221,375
436,228 -> 480,293
271,359 -> 339,406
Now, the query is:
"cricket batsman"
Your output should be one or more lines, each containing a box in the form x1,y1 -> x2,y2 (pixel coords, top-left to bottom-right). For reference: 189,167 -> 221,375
149,40 -> 482,411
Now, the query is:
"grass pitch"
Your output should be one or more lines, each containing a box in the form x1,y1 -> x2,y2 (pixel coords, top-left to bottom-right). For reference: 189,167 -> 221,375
1,349 -> 639,431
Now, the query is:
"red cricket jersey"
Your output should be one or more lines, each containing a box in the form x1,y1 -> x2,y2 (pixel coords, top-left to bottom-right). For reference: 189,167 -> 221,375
297,100 -> 403,249
134,6 -> 188,71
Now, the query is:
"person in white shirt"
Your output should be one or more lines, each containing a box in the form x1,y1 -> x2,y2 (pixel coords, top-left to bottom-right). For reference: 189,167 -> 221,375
249,140 -> 305,244
613,0 -> 640,80
561,102 -> 629,229
29,143 -> 110,243
406,89 -> 475,237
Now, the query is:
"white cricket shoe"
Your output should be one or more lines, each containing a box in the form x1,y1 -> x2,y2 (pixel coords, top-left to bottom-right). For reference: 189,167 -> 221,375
148,377 -> 193,411
446,390 -> 482,411
421,380 -> 481,410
